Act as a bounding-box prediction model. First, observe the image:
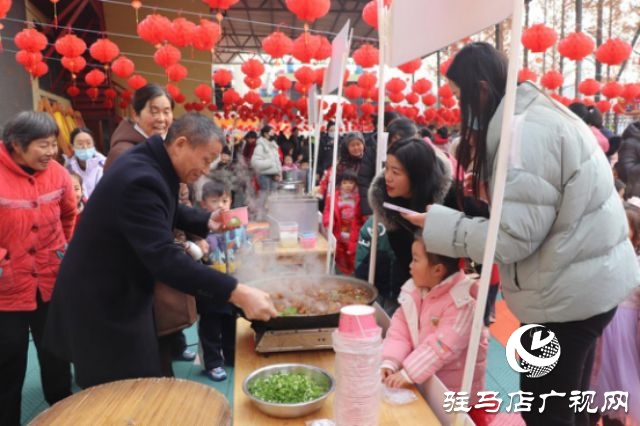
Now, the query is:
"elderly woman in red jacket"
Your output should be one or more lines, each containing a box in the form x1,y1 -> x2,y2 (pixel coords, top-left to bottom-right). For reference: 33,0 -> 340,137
0,111 -> 76,426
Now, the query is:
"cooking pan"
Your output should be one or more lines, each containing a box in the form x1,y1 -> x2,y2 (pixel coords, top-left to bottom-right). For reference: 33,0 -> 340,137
245,274 -> 378,331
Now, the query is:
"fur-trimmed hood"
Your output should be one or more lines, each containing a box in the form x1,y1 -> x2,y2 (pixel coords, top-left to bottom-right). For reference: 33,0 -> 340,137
368,146 -> 453,231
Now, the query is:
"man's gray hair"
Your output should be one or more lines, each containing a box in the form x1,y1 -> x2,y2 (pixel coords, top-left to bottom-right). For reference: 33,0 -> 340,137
165,113 -> 224,147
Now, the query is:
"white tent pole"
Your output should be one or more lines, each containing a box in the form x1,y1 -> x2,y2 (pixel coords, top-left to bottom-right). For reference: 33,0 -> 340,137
454,2 -> 524,425
325,33 -> 353,274
368,0 -> 389,285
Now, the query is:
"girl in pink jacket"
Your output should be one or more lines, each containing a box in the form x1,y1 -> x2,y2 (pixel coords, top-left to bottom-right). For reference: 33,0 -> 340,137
381,237 -> 490,424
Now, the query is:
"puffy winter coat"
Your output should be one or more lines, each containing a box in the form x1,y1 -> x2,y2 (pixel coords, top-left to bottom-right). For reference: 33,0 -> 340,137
0,144 -> 77,311
104,119 -> 145,172
251,137 -> 282,176
423,82 -> 640,323
66,152 -> 106,198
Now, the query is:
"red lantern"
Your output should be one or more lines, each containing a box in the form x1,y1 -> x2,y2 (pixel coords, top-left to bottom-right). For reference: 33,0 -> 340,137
111,56 -> 135,78
193,102 -> 204,112
422,93 -> 436,106
405,92 -> 419,105
202,0 -> 238,9
168,17 -> 196,48
385,78 -> 406,94
360,103 -> 375,116
622,83 -> 640,102
437,83 -> 453,98
89,38 -> 120,64
193,19 -> 221,51
272,93 -> 290,109
518,68 -> 538,83
66,85 -> 81,97
540,70 -> 563,90
121,90 -> 133,101
0,0 -> 11,19
558,32 -> 595,61
398,58 -> 421,74
388,92 -> 404,103
241,58 -> 265,78
613,102 -> 627,114
262,31 -> 293,59
222,88 -> 241,106
195,84 -> 213,103
352,44 -> 379,69
412,78 -> 431,95
344,84 -> 362,100
601,81 -> 624,99
243,91 -> 261,105
85,69 -> 106,87
441,96 -> 456,108
362,0 -> 392,29
165,83 -> 181,100
174,93 -> 186,104
14,28 -> 47,52
213,68 -> 233,87
578,78 -> 601,96
86,87 -> 100,101
521,23 -> 557,53
439,56 -> 454,76
314,67 -> 325,86
243,76 -> 261,89
294,81 -> 309,95
273,75 -> 292,92
104,88 -> 118,99
54,34 -> 87,57
127,74 -> 147,90
291,33 -> 320,63
285,0 -> 330,23
294,66 -> 315,85
154,44 -> 181,68
314,36 -> 332,61
595,38 -> 632,66
137,14 -> 171,46
15,50 -> 42,68
166,63 -> 188,82
61,56 -> 86,74
595,100 -> 611,113
357,72 -> 377,90
295,96 -> 308,114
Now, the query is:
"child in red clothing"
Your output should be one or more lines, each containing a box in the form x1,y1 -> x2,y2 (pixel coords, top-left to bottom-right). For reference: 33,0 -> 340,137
323,170 -> 362,275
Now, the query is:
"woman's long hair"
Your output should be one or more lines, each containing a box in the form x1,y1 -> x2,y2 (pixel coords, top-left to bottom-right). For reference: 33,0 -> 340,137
446,42 -> 508,205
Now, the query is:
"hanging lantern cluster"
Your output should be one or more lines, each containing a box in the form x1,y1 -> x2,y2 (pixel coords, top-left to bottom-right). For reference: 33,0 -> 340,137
578,78 -> 601,96
89,38 -> 120,69
352,44 -> 379,69
14,28 -> 48,78
111,55 -> 135,79
262,31 -> 293,59
558,31 -> 595,61
273,75 -> 292,92
521,23 -> 557,53
595,38 -> 632,66
540,70 -> 563,91
213,68 -> 233,88
127,74 -> 147,90
285,0 -> 330,30
601,81 -> 623,99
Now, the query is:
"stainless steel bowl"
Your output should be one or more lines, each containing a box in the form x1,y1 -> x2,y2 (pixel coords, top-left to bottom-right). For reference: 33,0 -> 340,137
242,363 -> 335,418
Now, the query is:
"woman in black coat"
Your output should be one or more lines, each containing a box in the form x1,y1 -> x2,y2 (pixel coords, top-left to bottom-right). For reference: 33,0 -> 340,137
616,121 -> 640,198
44,114 -> 276,388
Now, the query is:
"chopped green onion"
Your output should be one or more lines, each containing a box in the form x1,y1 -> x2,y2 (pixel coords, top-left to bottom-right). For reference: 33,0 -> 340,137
248,372 -> 327,403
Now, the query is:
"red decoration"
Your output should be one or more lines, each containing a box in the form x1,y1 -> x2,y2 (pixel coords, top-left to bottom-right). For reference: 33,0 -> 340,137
104,88 -> 118,99
165,83 -> 181,100
291,33 -> 320,63
411,78 -> 431,95
174,93 -> 186,104
357,72 -> 377,90
127,74 -> 147,90
66,85 -> 80,97
243,76 -> 261,89
352,44 -> 379,68
314,67 -> 325,86
195,84 -> 213,103
385,77 -> 406,93
222,88 -> 241,105
193,19 -> 221,51
405,92 -> 419,105
272,93 -> 290,109
202,0 -> 238,9
362,0 -> 392,29
540,70 -> 563,90
601,81 -> 624,99
521,23 -> 557,53
285,0 -> 330,23
360,103 -> 375,116
613,102 -> 627,114
344,84 -> 362,100
111,56 -> 135,78
441,96 -> 456,108
439,57 -> 454,76
15,50 -> 42,68
0,0 -> 11,19
14,28 -> 47,52
437,84 -> 453,98
85,69 -> 106,87
295,96 -> 308,114
137,14 -> 171,46
622,83 -> 640,102
89,38 -> 120,64
154,44 -> 181,68
262,31 -> 293,59
422,93 -> 436,106
294,66 -> 315,85
241,58 -> 265,78
243,91 -> 261,105
314,36 -> 332,61
294,81 -> 309,95
518,68 -> 538,83
578,78 -> 601,96
166,63 -> 188,82
595,38 -> 632,66
86,87 -> 100,101
167,18 -> 196,48
398,58 -> 421,74
213,68 -> 233,87
54,34 -> 86,57
558,32 -> 595,61
273,75 -> 292,92
388,92 -> 404,103
60,56 -> 86,74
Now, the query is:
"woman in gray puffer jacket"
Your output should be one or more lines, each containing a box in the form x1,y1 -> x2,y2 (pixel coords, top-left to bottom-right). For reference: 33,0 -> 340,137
615,121 -> 640,198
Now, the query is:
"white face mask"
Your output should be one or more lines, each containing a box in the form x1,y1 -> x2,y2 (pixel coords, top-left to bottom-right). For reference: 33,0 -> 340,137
75,147 -> 96,161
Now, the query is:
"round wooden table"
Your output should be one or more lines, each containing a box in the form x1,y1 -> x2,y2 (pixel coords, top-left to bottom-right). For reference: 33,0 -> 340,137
29,378 -> 231,425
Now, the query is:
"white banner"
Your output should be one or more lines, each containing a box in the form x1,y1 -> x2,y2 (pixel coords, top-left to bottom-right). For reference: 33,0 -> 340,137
323,20 -> 351,94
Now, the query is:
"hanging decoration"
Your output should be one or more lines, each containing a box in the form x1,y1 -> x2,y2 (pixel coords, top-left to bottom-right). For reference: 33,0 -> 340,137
262,31 -> 293,59
130,0 -> 142,24
385,77 -> 406,94
343,84 -> 362,100
192,19 -> 221,52
15,50 -> 42,69
195,84 -> 213,104
285,0 -> 330,31
165,83 -> 181,100
314,67 -> 325,86
168,17 -> 196,48
294,66 -> 315,86
0,0 -> 10,50
521,23 -> 557,53
213,68 -> 233,87
85,69 -> 106,87
601,81 -> 624,99
388,92 -> 404,103
243,77 -> 261,90
127,74 -> 148,90
595,38 -> 632,66
166,63 -> 188,82
352,44 -> 379,68
14,28 -> 48,77
517,68 -> 538,83
314,36 -> 332,61
66,85 -> 80,97
357,72 -> 377,91
89,38 -> 120,67
578,78 -> 601,96
622,83 -> 640,103
241,58 -> 265,79
595,99 -> 611,113
558,31 -> 595,61
362,0 -> 392,29
273,75 -> 292,92
540,70 -> 563,90
437,83 -> 453,98
111,56 -> 135,79
54,34 -> 87,57
60,55 -> 86,74
439,56 -> 454,76
222,88 -> 241,106
137,14 -> 171,47
153,44 -> 181,68
291,33 -> 320,63
398,58 -> 421,74
411,78 -> 431,94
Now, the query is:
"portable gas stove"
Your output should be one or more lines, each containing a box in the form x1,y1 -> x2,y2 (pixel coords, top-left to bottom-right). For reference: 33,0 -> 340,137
253,327 -> 337,353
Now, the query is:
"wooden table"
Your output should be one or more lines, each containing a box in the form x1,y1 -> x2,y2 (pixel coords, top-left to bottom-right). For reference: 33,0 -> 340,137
30,378 -> 231,426
233,319 -> 441,425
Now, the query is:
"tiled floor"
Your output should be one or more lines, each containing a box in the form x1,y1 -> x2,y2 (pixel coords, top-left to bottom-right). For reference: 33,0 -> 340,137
21,302 -> 522,424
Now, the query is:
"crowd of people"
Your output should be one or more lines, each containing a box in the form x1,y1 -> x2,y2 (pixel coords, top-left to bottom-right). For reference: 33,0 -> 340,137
2,41 -> 640,425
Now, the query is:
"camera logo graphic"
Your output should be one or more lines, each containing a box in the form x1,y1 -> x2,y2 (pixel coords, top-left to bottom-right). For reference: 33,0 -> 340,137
506,324 -> 561,378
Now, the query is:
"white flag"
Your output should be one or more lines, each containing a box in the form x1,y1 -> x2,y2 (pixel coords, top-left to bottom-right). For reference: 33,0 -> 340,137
388,0 -> 514,67
323,20 -> 351,95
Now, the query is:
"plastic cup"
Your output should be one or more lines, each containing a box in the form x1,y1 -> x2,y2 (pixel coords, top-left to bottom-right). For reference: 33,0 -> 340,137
338,305 -> 379,337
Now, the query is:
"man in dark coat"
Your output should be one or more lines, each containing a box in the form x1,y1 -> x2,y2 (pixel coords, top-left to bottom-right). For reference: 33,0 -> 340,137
44,113 -> 277,388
